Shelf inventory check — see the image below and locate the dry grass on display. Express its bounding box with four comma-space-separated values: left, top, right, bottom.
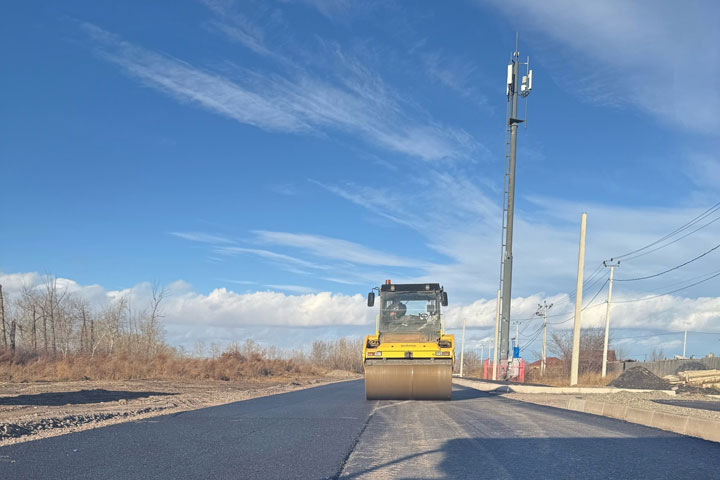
526, 368, 621, 387
0, 349, 325, 383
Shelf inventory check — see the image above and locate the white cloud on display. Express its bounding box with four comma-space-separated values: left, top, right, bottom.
485, 0, 720, 133
2, 272, 719, 356
170, 231, 235, 244
253, 230, 432, 268
686, 154, 720, 189
0, 271, 372, 330
316, 170, 720, 305
264, 284, 315, 294
214, 246, 327, 270
421, 51, 489, 109
294, 0, 353, 19
82, 23, 479, 162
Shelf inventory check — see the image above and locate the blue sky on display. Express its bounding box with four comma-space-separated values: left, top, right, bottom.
2, 1, 719, 359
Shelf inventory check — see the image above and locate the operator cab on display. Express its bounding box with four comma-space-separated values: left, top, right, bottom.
367, 281, 448, 342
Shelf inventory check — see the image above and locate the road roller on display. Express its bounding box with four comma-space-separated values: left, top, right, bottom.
363, 280, 454, 400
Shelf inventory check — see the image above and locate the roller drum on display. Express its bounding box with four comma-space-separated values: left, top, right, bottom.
364, 360, 452, 400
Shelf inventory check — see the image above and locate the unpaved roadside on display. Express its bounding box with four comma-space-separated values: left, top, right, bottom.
0, 371, 361, 446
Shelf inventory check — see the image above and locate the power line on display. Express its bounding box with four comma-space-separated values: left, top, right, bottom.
520, 323, 544, 352
615, 240, 720, 282
622, 212, 720, 262
546, 280, 609, 326
650, 268, 720, 292
613, 331, 682, 340
613, 330, 720, 340
612, 269, 720, 304
512, 262, 607, 324
613, 201, 720, 261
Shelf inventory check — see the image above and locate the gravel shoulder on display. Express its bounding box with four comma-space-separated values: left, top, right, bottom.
0, 370, 360, 446
503, 390, 720, 421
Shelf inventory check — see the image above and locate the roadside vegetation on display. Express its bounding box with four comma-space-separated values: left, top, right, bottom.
0, 277, 363, 382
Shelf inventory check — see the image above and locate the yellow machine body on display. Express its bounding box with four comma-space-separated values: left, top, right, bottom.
363, 282, 455, 400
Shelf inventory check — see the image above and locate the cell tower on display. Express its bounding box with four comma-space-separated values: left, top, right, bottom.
497, 35, 533, 377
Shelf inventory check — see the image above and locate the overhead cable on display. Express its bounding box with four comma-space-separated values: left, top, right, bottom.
612, 270, 720, 304
613, 201, 720, 261
615, 240, 720, 282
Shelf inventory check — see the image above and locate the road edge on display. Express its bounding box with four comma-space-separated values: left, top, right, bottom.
0, 376, 362, 448
454, 379, 720, 444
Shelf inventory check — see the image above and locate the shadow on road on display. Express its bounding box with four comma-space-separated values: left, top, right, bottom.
451, 386, 489, 401
342, 436, 720, 479
0, 389, 177, 406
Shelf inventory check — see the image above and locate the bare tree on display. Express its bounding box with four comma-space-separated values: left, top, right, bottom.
549, 328, 609, 374
0, 284, 6, 350
140, 284, 165, 356
649, 347, 665, 362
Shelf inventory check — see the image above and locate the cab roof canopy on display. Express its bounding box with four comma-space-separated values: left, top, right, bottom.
380, 283, 442, 293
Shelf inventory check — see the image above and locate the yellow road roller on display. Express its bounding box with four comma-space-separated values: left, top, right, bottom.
363, 280, 454, 400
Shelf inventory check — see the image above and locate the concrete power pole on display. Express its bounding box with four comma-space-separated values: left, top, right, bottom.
570, 212, 588, 386
499, 36, 533, 377
536, 301, 553, 377
460, 315, 467, 377
492, 289, 501, 380
602, 260, 619, 378
683, 330, 688, 358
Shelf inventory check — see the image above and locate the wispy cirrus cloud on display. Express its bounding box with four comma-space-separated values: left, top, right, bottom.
253, 230, 433, 269
170, 231, 235, 244
421, 51, 490, 110
82, 22, 479, 162
316, 170, 720, 302
485, 0, 720, 133
214, 246, 328, 270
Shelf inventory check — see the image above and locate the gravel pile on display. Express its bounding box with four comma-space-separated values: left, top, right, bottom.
610, 366, 671, 390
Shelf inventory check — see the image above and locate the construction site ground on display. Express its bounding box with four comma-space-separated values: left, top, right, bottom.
502, 390, 720, 422
0, 371, 361, 446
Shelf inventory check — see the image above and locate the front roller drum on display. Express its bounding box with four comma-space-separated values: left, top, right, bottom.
364, 360, 452, 400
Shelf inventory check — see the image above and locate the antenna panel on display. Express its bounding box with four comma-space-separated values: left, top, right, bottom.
506, 64, 513, 96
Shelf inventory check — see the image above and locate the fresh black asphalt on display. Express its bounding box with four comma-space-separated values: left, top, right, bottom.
0, 380, 718, 479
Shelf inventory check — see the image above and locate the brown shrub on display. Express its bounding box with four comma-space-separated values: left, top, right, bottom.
0, 337, 364, 383
525, 366, 620, 386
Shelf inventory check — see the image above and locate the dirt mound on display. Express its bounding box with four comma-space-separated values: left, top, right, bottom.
610, 366, 671, 390
675, 383, 720, 395
676, 362, 710, 374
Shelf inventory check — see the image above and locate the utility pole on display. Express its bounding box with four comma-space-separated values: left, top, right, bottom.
492, 289, 500, 380
499, 35, 533, 377
536, 301, 553, 377
570, 212, 587, 386
683, 330, 687, 358
460, 315, 467, 377
602, 260, 619, 377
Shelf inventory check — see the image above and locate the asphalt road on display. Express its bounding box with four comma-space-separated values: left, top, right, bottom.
1, 380, 718, 479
